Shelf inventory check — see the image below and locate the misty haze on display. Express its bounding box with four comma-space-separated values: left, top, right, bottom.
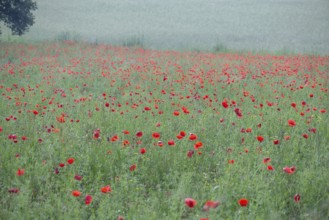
13, 0, 329, 54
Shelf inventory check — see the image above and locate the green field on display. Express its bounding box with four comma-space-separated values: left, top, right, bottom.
0, 41, 328, 219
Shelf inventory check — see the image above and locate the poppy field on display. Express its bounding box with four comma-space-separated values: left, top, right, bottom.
0, 42, 328, 219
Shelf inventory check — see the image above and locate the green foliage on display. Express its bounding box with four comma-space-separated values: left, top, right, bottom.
0, 0, 37, 35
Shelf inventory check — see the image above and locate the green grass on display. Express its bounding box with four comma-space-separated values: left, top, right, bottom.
0, 42, 328, 220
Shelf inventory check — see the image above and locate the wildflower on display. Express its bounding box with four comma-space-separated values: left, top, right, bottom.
72, 190, 81, 197
85, 194, 93, 205
74, 175, 82, 181
189, 133, 198, 141
294, 194, 301, 202
168, 140, 175, 146
173, 111, 180, 116
267, 165, 274, 171
8, 188, 20, 193
288, 119, 296, 127
123, 130, 130, 135
185, 198, 197, 208
203, 200, 220, 211
263, 157, 271, 164
101, 185, 112, 193
257, 135, 264, 142
136, 131, 143, 138
238, 198, 249, 207
187, 150, 194, 158
16, 168, 24, 176
140, 148, 146, 154
234, 108, 243, 118
67, 157, 75, 165
56, 115, 65, 123
273, 139, 280, 145
222, 99, 229, 108
130, 164, 137, 172
283, 166, 296, 174
194, 141, 203, 150
152, 132, 160, 139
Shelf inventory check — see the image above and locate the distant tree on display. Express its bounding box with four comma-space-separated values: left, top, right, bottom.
0, 0, 37, 35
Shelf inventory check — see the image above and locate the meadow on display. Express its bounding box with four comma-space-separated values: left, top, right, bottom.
0, 41, 328, 219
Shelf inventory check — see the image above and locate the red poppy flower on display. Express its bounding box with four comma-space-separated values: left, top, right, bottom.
72, 190, 81, 197
257, 136, 264, 142
173, 111, 180, 116
291, 102, 297, 108
16, 168, 24, 176
130, 164, 137, 172
152, 132, 160, 139
123, 130, 130, 135
187, 150, 194, 158
308, 128, 316, 133
185, 198, 197, 208
182, 106, 190, 114
67, 157, 75, 165
85, 194, 93, 205
56, 115, 65, 123
194, 141, 203, 150
302, 133, 308, 139
74, 175, 82, 180
294, 194, 301, 202
157, 141, 163, 147
140, 148, 146, 154
136, 131, 143, 138
263, 157, 271, 164
117, 216, 124, 220
267, 165, 274, 171
273, 139, 280, 145
101, 185, 112, 193
189, 133, 198, 141
8, 188, 20, 193
222, 99, 229, 108
203, 200, 220, 211
59, 163, 65, 167
238, 198, 249, 207
180, 131, 186, 137
93, 129, 100, 139
283, 166, 296, 174
234, 108, 243, 118
288, 119, 296, 127
168, 140, 175, 146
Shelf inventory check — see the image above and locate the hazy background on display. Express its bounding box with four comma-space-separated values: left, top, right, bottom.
4, 0, 329, 54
